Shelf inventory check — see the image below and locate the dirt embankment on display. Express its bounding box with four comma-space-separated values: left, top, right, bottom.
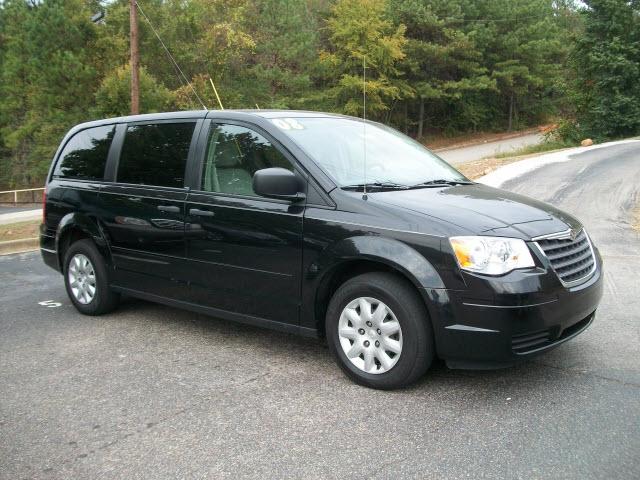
456, 157, 519, 180
0, 220, 40, 242
632, 203, 640, 233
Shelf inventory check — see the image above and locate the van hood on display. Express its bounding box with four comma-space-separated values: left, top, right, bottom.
370, 183, 582, 240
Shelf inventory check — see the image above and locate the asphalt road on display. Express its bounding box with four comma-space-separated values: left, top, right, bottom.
1, 143, 639, 479
438, 132, 544, 165
0, 204, 40, 214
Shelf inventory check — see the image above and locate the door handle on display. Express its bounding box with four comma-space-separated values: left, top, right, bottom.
189, 208, 214, 217
157, 205, 180, 213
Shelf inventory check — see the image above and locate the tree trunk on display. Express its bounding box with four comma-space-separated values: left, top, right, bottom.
418, 97, 425, 139
404, 102, 409, 135
130, 0, 140, 115
507, 94, 514, 131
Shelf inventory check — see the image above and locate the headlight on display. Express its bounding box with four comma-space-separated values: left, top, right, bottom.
449, 236, 535, 275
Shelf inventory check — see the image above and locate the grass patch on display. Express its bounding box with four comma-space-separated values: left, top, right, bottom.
493, 139, 576, 159
0, 219, 40, 242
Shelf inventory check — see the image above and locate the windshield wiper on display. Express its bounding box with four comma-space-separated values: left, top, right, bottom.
409, 179, 474, 189
341, 181, 410, 191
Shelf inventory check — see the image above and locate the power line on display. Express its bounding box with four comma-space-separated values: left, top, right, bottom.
135, 0, 208, 110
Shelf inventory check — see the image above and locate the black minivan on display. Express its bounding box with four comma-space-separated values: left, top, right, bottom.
41, 110, 603, 389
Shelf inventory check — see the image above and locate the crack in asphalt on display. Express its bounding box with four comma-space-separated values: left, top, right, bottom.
65, 372, 272, 465
533, 361, 640, 389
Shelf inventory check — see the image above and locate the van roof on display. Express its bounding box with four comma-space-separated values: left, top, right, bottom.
72, 109, 348, 130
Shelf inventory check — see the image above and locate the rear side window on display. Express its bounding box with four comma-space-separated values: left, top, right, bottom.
53, 125, 115, 180
117, 122, 196, 188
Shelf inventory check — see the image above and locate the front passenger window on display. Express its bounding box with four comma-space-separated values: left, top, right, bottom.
201, 124, 293, 196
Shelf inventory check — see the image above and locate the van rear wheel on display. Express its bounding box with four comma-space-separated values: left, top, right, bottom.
63, 239, 120, 315
326, 272, 434, 389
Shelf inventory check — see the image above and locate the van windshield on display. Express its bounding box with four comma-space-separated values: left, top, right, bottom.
271, 117, 468, 188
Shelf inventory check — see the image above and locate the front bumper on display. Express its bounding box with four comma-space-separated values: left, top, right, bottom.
424, 249, 604, 369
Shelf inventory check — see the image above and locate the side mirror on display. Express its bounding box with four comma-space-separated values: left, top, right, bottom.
253, 168, 305, 201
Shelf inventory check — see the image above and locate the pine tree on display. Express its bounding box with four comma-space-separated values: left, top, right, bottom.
320, 0, 409, 119
572, 0, 640, 139
469, 0, 567, 131
0, 0, 100, 187
244, 0, 320, 109
390, 0, 495, 137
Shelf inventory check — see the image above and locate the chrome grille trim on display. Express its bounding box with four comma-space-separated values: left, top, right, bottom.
531, 229, 573, 241
533, 228, 597, 286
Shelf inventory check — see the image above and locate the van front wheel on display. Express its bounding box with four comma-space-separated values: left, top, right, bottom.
326, 272, 434, 389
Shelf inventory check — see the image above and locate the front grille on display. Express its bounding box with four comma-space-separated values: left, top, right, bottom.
536, 229, 595, 284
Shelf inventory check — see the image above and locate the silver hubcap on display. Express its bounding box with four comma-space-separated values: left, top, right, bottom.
68, 254, 96, 305
338, 297, 403, 374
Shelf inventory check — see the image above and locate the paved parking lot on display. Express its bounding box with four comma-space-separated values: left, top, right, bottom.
1, 143, 639, 479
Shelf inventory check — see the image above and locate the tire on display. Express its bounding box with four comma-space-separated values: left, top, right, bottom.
63, 239, 120, 316
326, 272, 434, 389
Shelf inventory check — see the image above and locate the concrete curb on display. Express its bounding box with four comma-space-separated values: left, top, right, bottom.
0, 237, 39, 255
0, 209, 42, 226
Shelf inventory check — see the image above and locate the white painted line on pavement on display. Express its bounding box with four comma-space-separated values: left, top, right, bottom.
38, 300, 62, 308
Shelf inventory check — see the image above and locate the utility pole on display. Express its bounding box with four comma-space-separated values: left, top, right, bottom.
130, 0, 140, 115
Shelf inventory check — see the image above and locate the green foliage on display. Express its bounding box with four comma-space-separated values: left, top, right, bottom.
0, 0, 620, 189
493, 138, 576, 159
94, 65, 175, 118
0, 0, 101, 187
389, 0, 496, 135
552, 119, 584, 144
570, 0, 640, 140
471, 0, 569, 131
320, 0, 409, 118
242, 0, 320, 109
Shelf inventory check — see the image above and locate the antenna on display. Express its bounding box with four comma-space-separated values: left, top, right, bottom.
362, 55, 368, 201
209, 77, 224, 110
